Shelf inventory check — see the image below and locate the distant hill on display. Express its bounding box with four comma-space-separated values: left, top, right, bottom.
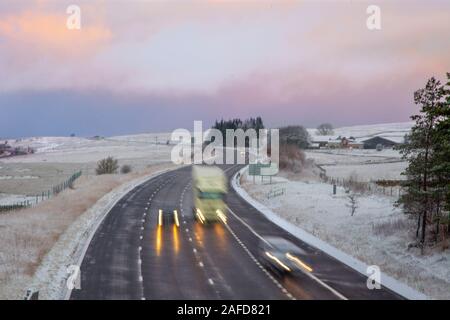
308, 122, 413, 144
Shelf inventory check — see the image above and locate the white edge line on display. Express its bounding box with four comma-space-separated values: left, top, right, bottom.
220, 217, 294, 300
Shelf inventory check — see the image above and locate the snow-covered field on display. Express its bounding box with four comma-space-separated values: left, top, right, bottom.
308, 121, 413, 144
241, 173, 450, 299
304, 122, 412, 182
5, 133, 173, 166
306, 149, 407, 182
0, 133, 175, 197
0, 193, 36, 206
322, 161, 407, 182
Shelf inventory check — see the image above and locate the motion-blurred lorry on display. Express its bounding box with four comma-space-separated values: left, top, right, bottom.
192, 165, 227, 224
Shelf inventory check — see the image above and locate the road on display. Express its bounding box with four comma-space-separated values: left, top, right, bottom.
71, 164, 403, 300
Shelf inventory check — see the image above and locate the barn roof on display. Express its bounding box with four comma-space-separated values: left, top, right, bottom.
361, 136, 400, 144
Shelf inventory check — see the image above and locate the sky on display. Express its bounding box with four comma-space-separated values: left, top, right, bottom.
1, 0, 449, 138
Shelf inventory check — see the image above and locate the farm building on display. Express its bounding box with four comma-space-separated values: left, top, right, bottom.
362, 136, 399, 149
0, 141, 35, 158
310, 136, 336, 148
0, 142, 12, 157
341, 137, 364, 149
311, 136, 364, 149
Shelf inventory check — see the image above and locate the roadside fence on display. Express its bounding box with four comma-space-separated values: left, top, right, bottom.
321, 174, 403, 198
0, 170, 82, 213
266, 186, 286, 199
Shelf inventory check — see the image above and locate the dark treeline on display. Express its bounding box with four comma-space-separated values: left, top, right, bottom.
209, 117, 264, 146
212, 117, 264, 136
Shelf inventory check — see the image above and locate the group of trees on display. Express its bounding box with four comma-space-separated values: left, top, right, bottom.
279, 125, 310, 149
316, 123, 334, 136
397, 73, 450, 251
211, 118, 335, 151
212, 117, 264, 136
278, 123, 333, 148
210, 118, 312, 171
209, 117, 265, 147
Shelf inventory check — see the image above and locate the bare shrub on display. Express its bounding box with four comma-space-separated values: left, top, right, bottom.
279, 144, 306, 173
120, 165, 132, 174
96, 156, 118, 175
347, 193, 359, 216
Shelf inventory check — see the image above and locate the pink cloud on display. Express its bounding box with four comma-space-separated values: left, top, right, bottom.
0, 0, 448, 103
0, 10, 111, 56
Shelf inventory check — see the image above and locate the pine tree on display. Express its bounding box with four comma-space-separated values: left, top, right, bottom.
397, 77, 446, 250
431, 73, 450, 246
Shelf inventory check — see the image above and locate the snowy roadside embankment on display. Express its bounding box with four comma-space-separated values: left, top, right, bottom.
28, 165, 180, 300
233, 167, 449, 299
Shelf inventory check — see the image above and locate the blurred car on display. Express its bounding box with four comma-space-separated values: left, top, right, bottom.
158, 207, 180, 227
258, 236, 312, 277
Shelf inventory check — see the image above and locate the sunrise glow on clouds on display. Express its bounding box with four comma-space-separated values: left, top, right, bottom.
1, 0, 449, 136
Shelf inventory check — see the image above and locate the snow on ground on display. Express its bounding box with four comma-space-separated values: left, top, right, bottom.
307, 148, 403, 163
241, 172, 450, 299
306, 122, 412, 182
0, 175, 39, 180
305, 149, 407, 182
308, 121, 413, 143
4, 133, 173, 165
321, 161, 407, 182
0, 133, 175, 200
0, 193, 36, 206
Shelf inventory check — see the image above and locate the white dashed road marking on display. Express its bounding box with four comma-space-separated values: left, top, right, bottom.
221, 210, 295, 300
226, 200, 347, 300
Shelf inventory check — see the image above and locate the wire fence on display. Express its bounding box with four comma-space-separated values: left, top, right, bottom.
320, 173, 403, 198
266, 187, 286, 199
0, 170, 82, 213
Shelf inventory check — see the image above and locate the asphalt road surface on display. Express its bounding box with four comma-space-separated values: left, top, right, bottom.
71, 165, 403, 300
